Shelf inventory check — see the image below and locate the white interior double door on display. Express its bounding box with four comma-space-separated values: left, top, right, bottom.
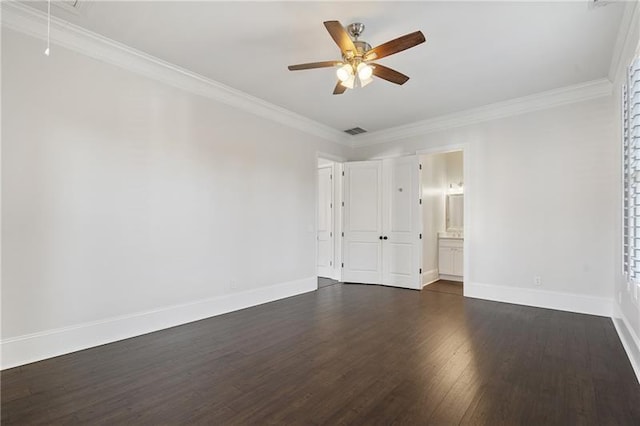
342, 156, 422, 290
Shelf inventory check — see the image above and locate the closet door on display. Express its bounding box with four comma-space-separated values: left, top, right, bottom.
317, 165, 334, 278
382, 156, 422, 289
342, 161, 383, 284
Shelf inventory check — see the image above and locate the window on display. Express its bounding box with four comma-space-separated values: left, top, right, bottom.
623, 57, 640, 298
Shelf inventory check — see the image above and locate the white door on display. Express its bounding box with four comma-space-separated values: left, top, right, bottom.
317, 166, 334, 278
382, 156, 422, 289
342, 161, 383, 284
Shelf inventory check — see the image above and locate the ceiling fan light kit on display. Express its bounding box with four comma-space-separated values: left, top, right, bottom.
288, 21, 426, 95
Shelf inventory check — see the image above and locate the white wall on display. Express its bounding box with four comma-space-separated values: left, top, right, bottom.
444, 151, 464, 190
1, 29, 348, 367
355, 95, 617, 315
612, 3, 640, 381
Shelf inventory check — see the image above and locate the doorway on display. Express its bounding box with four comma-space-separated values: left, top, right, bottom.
317, 157, 342, 287
419, 150, 464, 295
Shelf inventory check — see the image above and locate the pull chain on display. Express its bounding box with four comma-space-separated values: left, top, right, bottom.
44, 0, 51, 56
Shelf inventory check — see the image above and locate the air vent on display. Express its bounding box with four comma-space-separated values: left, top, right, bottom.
344, 127, 367, 135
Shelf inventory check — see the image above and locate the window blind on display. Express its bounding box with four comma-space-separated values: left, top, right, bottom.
624, 58, 640, 284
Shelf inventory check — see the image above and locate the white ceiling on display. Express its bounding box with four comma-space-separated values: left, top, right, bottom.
28, 1, 626, 133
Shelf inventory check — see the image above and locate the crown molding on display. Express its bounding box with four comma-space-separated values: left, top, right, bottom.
1, 1, 619, 150
351, 78, 613, 148
608, 0, 640, 82
1, 1, 351, 146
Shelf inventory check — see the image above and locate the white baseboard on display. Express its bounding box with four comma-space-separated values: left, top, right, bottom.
422, 269, 439, 288
439, 274, 463, 282
612, 303, 640, 384
465, 282, 613, 317
1, 276, 316, 370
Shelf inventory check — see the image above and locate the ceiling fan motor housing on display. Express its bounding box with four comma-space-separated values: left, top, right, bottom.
347, 23, 365, 39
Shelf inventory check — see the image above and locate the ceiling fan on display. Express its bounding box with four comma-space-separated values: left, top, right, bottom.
288, 21, 426, 95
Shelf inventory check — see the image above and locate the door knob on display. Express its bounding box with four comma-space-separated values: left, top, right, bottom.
383, 236, 388, 240
379, 236, 383, 240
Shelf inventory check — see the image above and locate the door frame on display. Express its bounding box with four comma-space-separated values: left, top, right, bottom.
316, 152, 346, 284
416, 143, 470, 297
317, 164, 334, 279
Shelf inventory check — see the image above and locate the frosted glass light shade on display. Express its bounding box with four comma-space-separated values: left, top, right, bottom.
361, 76, 373, 87
336, 64, 353, 82
341, 75, 355, 89
357, 63, 373, 80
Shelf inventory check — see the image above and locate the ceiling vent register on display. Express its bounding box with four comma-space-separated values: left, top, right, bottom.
344, 127, 368, 135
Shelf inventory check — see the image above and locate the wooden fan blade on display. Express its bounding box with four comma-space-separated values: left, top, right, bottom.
324, 21, 357, 54
372, 63, 410, 85
333, 81, 347, 95
288, 61, 340, 71
365, 31, 426, 61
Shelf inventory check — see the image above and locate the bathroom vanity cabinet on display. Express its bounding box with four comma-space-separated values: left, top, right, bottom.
438, 237, 463, 281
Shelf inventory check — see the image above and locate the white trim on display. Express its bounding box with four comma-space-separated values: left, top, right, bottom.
0, 276, 316, 370
439, 274, 463, 283
417, 145, 471, 299
351, 79, 613, 147
1, 2, 620, 151
333, 162, 344, 282
608, 0, 640, 82
421, 269, 440, 288
1, 1, 350, 146
465, 281, 613, 317
612, 303, 640, 384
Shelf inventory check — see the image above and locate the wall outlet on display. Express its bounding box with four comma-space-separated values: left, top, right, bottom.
534, 276, 542, 287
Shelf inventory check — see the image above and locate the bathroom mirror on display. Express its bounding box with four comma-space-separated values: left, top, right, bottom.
446, 194, 464, 231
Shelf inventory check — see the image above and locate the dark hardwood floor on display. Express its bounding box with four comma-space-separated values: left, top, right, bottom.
424, 279, 464, 296
3, 283, 640, 425
318, 277, 339, 288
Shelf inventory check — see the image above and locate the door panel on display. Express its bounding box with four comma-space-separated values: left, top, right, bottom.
317, 166, 333, 278
382, 156, 421, 289
349, 167, 380, 232
387, 243, 412, 274
347, 242, 381, 271
342, 161, 382, 284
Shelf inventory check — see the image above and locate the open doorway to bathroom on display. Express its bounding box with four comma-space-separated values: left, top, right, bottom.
317, 157, 342, 289
420, 150, 464, 295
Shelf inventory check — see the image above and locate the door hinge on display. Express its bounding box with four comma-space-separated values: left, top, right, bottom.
330, 174, 332, 179
341, 263, 344, 268
330, 232, 332, 237
342, 171, 345, 176
330, 261, 332, 266
419, 199, 422, 205
330, 203, 332, 208
419, 268, 422, 274
342, 201, 344, 207
341, 232, 344, 237
419, 233, 422, 239
419, 164, 422, 170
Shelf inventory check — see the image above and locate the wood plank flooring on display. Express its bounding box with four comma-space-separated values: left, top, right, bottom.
3, 283, 640, 425
318, 277, 339, 288
424, 279, 464, 296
